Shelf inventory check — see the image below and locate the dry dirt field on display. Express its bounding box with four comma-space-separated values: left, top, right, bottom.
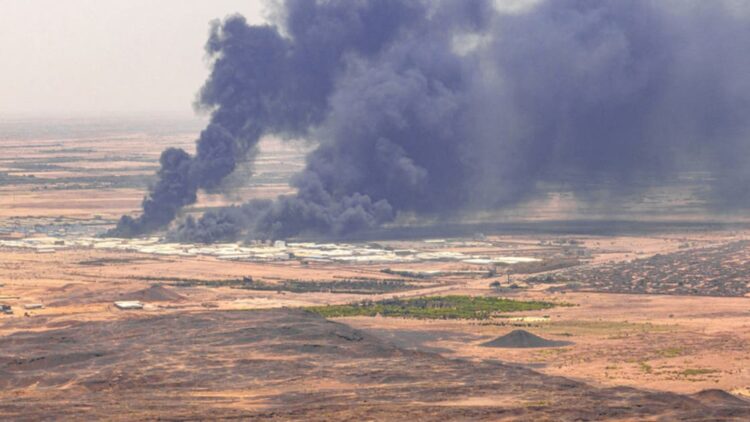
2, 118, 750, 420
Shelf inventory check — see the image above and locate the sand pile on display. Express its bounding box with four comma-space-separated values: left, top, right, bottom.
120, 285, 185, 302
481, 330, 572, 348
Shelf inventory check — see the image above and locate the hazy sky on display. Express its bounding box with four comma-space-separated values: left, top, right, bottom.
0, 0, 267, 117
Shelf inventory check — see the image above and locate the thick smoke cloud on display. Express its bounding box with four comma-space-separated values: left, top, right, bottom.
109, 0, 426, 237
115, 0, 750, 242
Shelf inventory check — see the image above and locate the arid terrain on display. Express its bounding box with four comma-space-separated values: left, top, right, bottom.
2, 118, 750, 420
4, 308, 750, 421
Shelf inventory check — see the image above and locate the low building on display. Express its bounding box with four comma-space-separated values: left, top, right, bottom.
114, 301, 144, 310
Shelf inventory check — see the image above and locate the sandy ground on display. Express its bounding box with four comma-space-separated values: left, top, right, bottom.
4, 308, 746, 421
1, 240, 749, 399
339, 290, 750, 396
1, 122, 750, 417
0, 129, 303, 219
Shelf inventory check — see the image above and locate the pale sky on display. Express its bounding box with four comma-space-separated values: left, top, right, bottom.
0, 0, 267, 117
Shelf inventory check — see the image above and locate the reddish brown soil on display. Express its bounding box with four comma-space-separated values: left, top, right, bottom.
0, 308, 748, 421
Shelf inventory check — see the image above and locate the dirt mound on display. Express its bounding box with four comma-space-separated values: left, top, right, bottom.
119, 285, 185, 302
481, 329, 573, 348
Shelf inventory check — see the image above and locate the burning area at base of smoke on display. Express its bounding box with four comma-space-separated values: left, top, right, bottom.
113, 0, 750, 242
169, 185, 394, 243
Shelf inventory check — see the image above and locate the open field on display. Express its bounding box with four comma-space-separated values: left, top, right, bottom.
0, 117, 303, 220
339, 291, 750, 396
2, 118, 750, 419
3, 307, 750, 421
2, 234, 750, 417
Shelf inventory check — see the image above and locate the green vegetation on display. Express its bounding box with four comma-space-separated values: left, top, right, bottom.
306, 295, 561, 320
638, 361, 653, 374
679, 368, 718, 377
656, 347, 684, 358
80, 257, 158, 266
131, 276, 419, 294
605, 365, 619, 370
131, 276, 248, 288
240, 277, 417, 294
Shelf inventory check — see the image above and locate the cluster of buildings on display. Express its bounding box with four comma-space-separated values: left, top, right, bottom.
542, 241, 750, 297
0, 232, 541, 267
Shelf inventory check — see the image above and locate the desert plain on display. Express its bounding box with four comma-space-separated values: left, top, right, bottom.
1, 118, 750, 420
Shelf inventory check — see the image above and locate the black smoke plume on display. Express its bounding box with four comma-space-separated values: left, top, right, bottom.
109, 0, 426, 237
113, 0, 750, 242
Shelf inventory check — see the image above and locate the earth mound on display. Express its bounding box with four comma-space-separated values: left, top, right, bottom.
481, 329, 572, 348
119, 285, 185, 302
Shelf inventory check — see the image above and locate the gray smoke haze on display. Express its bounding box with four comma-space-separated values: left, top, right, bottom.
112, 0, 750, 242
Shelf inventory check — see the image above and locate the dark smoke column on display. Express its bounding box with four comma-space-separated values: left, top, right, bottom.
115, 0, 750, 242
112, 123, 240, 237
109, 0, 424, 237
